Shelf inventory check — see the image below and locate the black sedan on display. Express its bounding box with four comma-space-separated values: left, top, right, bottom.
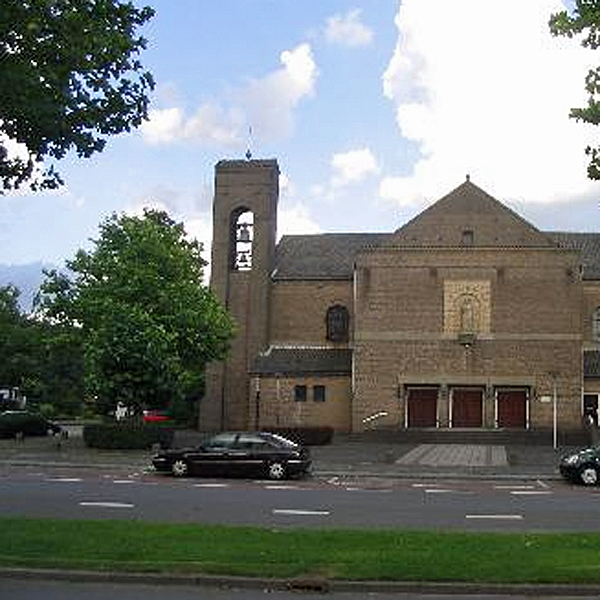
152, 431, 311, 480
560, 445, 600, 485
0, 410, 63, 438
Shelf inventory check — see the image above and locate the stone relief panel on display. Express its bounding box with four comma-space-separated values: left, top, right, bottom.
444, 280, 491, 336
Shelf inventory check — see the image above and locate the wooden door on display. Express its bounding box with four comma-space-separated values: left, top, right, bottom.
452, 388, 483, 428
407, 388, 438, 427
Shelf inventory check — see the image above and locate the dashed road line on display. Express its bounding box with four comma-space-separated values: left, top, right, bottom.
272, 509, 330, 516
265, 484, 301, 490
193, 483, 230, 488
46, 478, 82, 483
510, 490, 553, 496
466, 514, 523, 520
79, 501, 134, 508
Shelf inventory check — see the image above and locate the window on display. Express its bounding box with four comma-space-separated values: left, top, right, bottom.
294, 385, 307, 402
462, 229, 474, 246
313, 385, 326, 402
326, 305, 349, 342
593, 308, 600, 343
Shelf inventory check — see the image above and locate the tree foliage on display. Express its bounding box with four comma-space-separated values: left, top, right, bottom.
550, 1, 600, 179
0, 0, 155, 192
37, 210, 234, 417
0, 285, 83, 412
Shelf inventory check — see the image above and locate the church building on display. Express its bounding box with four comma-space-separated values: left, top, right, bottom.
201, 158, 600, 437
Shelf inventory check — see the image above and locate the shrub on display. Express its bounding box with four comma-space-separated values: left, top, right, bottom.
83, 422, 174, 450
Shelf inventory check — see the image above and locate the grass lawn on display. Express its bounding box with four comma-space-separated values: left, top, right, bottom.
2, 517, 600, 584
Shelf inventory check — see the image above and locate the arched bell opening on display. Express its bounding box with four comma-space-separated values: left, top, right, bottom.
229, 208, 254, 271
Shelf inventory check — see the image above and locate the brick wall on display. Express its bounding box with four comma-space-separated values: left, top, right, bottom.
251, 375, 352, 432
270, 280, 353, 344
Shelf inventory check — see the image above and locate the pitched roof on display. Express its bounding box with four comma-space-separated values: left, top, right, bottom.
272, 181, 600, 281
549, 233, 600, 280
250, 347, 352, 376
392, 179, 556, 248
273, 233, 390, 280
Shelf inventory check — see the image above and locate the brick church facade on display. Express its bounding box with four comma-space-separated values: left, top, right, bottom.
201, 158, 600, 436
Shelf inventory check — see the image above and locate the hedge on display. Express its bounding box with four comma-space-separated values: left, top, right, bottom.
83, 423, 174, 450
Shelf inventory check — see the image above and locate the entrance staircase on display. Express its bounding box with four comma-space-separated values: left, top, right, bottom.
348, 427, 589, 446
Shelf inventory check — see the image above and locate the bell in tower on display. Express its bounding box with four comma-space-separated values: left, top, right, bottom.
233, 212, 254, 271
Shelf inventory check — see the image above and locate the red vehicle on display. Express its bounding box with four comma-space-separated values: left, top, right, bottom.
142, 409, 172, 423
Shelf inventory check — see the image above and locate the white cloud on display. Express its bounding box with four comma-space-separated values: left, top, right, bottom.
140, 108, 184, 145
325, 9, 374, 47
277, 203, 323, 239
381, 0, 600, 207
331, 148, 379, 187
242, 43, 318, 140
141, 44, 318, 147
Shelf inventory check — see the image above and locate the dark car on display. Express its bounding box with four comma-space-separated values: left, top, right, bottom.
152, 431, 311, 480
560, 445, 600, 485
0, 410, 63, 438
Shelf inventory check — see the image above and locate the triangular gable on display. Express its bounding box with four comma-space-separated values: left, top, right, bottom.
392, 178, 557, 248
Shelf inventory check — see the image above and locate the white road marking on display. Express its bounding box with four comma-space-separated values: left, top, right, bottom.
193, 483, 230, 488
46, 478, 82, 483
272, 509, 330, 516
113, 480, 136, 484
412, 483, 444, 488
494, 484, 536, 490
537, 479, 550, 489
344, 487, 393, 492
79, 502, 134, 508
510, 490, 553, 496
265, 485, 300, 490
466, 514, 523, 520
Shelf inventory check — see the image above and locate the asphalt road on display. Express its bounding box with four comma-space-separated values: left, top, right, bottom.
0, 464, 598, 531
3, 578, 600, 600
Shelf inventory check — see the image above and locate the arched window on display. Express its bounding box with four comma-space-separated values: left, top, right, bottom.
230, 209, 254, 271
326, 305, 349, 343
593, 307, 600, 343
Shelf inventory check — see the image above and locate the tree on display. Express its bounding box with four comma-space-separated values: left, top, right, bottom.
37, 210, 235, 418
550, 1, 600, 179
0, 285, 32, 388
0, 284, 84, 413
0, 0, 155, 193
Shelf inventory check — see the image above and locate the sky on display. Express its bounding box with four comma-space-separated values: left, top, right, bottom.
2, 0, 599, 273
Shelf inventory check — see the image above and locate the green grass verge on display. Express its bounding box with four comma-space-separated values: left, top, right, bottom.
2, 517, 600, 583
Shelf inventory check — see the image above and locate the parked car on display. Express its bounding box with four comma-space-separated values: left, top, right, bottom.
142, 409, 172, 423
559, 445, 600, 485
0, 410, 63, 438
152, 431, 312, 480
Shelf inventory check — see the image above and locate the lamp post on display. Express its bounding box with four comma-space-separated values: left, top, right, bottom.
549, 371, 558, 449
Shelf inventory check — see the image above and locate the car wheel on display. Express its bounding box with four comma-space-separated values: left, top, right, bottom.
267, 462, 286, 480
579, 465, 599, 486
171, 459, 189, 477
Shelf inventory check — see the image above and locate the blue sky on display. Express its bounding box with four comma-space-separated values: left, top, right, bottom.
1, 0, 599, 271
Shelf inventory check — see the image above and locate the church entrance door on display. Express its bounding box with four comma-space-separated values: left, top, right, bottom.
407, 387, 438, 428
451, 388, 483, 428
496, 389, 528, 428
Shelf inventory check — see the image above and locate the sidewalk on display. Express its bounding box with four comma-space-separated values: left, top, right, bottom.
0, 429, 574, 480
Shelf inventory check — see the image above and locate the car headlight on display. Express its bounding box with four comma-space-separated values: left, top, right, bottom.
564, 455, 580, 465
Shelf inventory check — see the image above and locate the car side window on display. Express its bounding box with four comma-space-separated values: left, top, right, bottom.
206, 433, 236, 449
236, 434, 269, 450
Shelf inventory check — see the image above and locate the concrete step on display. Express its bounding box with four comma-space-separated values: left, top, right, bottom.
345, 428, 592, 446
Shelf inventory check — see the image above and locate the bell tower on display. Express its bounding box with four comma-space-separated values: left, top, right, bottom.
201, 159, 279, 430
